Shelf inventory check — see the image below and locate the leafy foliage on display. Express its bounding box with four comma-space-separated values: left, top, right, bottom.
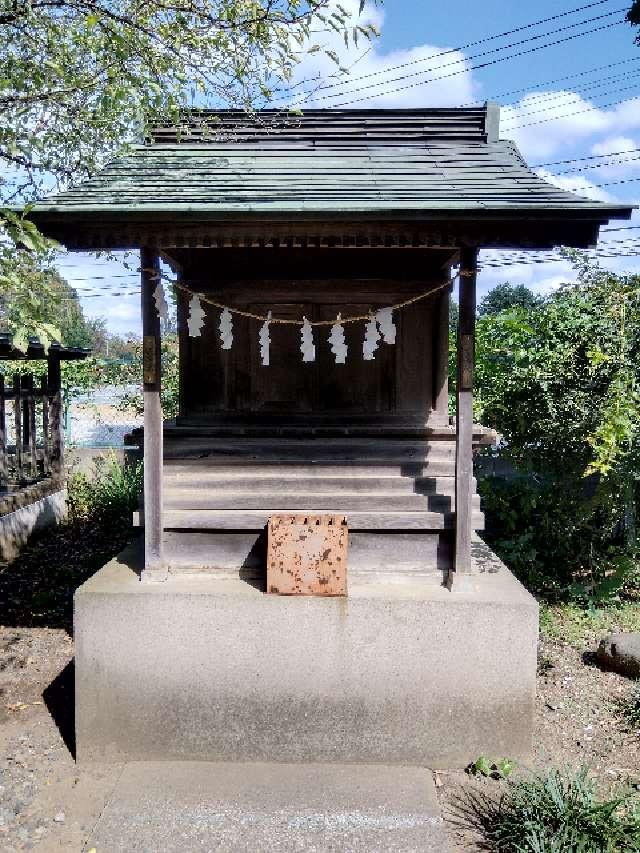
469, 755, 515, 780
478, 767, 640, 853
477, 282, 543, 317
474, 258, 640, 596
1, 0, 379, 348
629, 1, 640, 39
67, 452, 142, 522
0, 255, 104, 351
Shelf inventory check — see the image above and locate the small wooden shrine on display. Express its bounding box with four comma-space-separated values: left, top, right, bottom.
30, 105, 631, 584
28, 105, 634, 767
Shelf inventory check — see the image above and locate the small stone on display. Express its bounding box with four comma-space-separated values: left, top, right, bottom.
53, 812, 65, 823
597, 633, 640, 679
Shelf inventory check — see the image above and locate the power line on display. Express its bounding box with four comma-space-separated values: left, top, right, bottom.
501, 81, 640, 124
535, 148, 640, 167
479, 55, 640, 103
273, 1, 625, 104
509, 91, 640, 128
321, 19, 627, 109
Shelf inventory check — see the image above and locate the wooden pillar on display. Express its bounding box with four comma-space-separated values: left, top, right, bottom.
40, 375, 50, 476
433, 286, 451, 424
13, 374, 23, 483
47, 351, 63, 482
23, 374, 38, 478
453, 247, 478, 580
0, 375, 7, 485
141, 247, 165, 579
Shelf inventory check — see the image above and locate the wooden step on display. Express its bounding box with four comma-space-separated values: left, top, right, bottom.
135, 509, 485, 531
163, 438, 456, 464
161, 490, 481, 513
162, 474, 472, 494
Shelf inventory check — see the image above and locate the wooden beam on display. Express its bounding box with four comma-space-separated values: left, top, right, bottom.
141, 247, 165, 579
0, 375, 7, 485
453, 247, 478, 582
47, 352, 63, 483
13, 374, 23, 483
24, 374, 38, 478
40, 375, 50, 476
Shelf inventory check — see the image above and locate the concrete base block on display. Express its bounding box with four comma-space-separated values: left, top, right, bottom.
75, 542, 538, 769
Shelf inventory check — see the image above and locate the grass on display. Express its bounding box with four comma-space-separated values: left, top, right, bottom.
541, 602, 640, 649
0, 455, 141, 631
468, 767, 640, 853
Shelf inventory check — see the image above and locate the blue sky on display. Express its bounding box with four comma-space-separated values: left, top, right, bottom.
59, 0, 640, 335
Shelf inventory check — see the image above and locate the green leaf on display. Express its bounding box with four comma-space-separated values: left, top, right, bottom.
12, 327, 29, 354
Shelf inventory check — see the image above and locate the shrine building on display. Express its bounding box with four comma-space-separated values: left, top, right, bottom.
29, 106, 633, 766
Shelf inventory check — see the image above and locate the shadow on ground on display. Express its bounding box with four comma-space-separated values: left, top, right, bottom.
0, 517, 134, 633
43, 659, 76, 759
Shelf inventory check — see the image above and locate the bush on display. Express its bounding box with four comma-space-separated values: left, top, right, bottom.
478, 767, 640, 852
67, 453, 142, 525
479, 475, 640, 603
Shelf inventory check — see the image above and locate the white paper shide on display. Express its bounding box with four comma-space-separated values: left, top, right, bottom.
219, 307, 233, 350
259, 311, 272, 366
329, 314, 348, 364
300, 316, 315, 362
187, 294, 205, 337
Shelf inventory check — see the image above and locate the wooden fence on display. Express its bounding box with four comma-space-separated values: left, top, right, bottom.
0, 371, 64, 489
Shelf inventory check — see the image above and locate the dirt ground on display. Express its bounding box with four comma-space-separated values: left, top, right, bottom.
438, 632, 640, 850
1, 525, 640, 850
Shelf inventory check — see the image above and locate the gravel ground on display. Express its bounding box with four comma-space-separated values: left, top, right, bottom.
1, 524, 639, 850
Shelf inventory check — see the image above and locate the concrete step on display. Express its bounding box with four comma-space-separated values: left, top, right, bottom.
162, 490, 482, 513
137, 508, 485, 531
86, 761, 449, 853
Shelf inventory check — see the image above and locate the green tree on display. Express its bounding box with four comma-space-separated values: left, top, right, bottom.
475, 256, 640, 596
478, 282, 543, 317
0, 261, 105, 350
629, 1, 640, 40
0, 0, 379, 348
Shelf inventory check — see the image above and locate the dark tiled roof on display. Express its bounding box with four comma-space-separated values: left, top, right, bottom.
31, 106, 632, 219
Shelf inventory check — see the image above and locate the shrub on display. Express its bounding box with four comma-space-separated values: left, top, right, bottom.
479, 475, 640, 602
67, 453, 142, 525
478, 767, 640, 852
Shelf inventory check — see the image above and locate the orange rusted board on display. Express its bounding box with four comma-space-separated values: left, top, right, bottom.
267, 514, 348, 596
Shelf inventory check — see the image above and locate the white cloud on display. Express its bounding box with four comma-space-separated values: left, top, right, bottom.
288, 0, 476, 109
534, 169, 612, 203
500, 93, 640, 162
588, 136, 640, 179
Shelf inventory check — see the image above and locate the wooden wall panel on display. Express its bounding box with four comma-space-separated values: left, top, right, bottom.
178, 268, 445, 425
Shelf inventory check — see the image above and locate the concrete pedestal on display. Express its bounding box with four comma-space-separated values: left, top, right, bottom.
74, 542, 538, 769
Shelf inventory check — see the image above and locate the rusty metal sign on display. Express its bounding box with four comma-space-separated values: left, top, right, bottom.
143, 336, 157, 385
267, 514, 348, 596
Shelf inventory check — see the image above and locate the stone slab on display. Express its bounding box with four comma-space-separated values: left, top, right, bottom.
86, 761, 449, 853
75, 540, 538, 768
0, 488, 66, 561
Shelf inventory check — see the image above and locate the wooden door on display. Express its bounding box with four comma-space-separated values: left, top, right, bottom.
249, 303, 313, 412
